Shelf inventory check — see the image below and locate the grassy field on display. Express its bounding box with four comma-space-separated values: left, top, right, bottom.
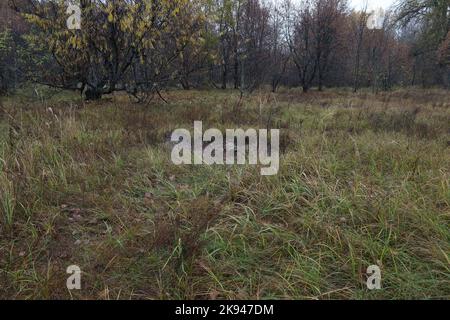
0, 88, 449, 299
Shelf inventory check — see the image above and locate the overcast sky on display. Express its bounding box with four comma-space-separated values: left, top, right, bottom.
350, 0, 396, 10
275, 0, 397, 10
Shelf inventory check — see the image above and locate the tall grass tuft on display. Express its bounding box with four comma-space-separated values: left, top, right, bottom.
0, 174, 15, 231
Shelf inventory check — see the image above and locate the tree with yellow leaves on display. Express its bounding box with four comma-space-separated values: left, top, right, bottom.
11, 0, 207, 100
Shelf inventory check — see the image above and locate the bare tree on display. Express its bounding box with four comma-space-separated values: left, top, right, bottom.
267, 4, 290, 92
350, 7, 369, 92
284, 0, 317, 92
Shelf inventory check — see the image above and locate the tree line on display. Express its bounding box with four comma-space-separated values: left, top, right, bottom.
0, 0, 449, 100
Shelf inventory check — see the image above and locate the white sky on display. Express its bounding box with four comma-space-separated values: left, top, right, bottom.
350, 0, 396, 10
274, 0, 397, 10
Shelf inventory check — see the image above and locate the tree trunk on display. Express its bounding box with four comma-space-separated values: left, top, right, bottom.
221, 63, 227, 90
441, 65, 450, 88
180, 77, 191, 90
234, 54, 239, 89
318, 74, 323, 91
